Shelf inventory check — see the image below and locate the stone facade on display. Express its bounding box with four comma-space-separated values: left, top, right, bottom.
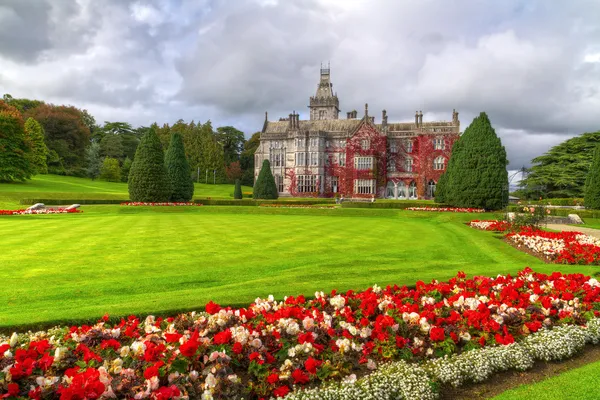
254, 66, 461, 199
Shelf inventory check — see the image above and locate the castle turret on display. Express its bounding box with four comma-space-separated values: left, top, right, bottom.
308, 63, 340, 120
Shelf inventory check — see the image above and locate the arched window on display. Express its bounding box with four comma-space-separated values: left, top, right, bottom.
433, 156, 445, 170
428, 180, 436, 197
386, 181, 395, 199
408, 181, 417, 199
405, 157, 413, 172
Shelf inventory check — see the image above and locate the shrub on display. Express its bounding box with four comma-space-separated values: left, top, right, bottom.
164, 132, 194, 202
444, 112, 508, 210
253, 159, 278, 200
234, 179, 243, 199
99, 157, 121, 182
128, 128, 171, 202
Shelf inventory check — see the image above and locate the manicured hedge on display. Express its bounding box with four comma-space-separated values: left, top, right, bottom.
20, 199, 128, 205
341, 200, 446, 209
525, 198, 584, 206
507, 205, 600, 219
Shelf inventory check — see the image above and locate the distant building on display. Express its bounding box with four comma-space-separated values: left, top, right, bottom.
255, 65, 461, 199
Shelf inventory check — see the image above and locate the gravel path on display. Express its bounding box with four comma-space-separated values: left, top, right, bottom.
546, 224, 600, 238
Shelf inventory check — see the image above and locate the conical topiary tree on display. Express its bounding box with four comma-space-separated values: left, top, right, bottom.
234, 179, 243, 199
128, 128, 171, 202
584, 145, 600, 209
443, 112, 508, 210
253, 159, 278, 199
165, 132, 194, 202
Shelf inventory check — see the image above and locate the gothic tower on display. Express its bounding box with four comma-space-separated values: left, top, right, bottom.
308, 63, 340, 120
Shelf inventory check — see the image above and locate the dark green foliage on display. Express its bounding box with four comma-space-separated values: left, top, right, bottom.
164, 132, 194, 202
24, 117, 48, 174
100, 134, 124, 159
85, 142, 102, 180
216, 126, 245, 165
434, 173, 447, 204
585, 145, 600, 209
128, 128, 171, 202
253, 160, 278, 199
121, 157, 132, 183
520, 131, 600, 199
443, 112, 508, 210
0, 100, 34, 182
234, 179, 243, 199
240, 132, 260, 186
99, 157, 121, 182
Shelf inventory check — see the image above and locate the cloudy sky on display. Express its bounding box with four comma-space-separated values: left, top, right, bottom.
1, 0, 599, 176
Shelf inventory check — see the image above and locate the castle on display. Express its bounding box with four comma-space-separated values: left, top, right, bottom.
254, 65, 461, 199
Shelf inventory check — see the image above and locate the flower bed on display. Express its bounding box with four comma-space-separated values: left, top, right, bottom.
258, 204, 337, 209
507, 228, 600, 264
0, 208, 81, 215
120, 202, 203, 207
407, 207, 485, 213
468, 220, 512, 232
1, 269, 600, 399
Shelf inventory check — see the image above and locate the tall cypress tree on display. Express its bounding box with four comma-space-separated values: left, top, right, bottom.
0, 101, 33, 182
253, 159, 278, 199
234, 179, 243, 199
584, 145, 600, 209
434, 172, 447, 204
444, 112, 508, 210
165, 132, 194, 202
128, 128, 171, 202
24, 117, 48, 174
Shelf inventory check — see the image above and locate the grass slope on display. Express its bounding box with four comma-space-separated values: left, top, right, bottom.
0, 174, 252, 208
491, 360, 600, 400
1, 207, 595, 330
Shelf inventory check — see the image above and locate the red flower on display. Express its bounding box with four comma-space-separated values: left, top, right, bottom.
267, 373, 279, 384
213, 329, 232, 345
429, 327, 445, 342
179, 339, 199, 357
232, 342, 243, 354
100, 339, 121, 351
4, 383, 19, 398
144, 363, 161, 380
273, 385, 290, 398
395, 336, 408, 348
292, 368, 310, 384
297, 332, 314, 344
304, 357, 322, 374
205, 301, 221, 314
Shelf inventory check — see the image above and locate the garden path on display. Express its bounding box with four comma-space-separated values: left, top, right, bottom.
547, 224, 600, 238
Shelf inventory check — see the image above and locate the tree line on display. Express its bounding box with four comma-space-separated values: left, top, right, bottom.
0, 94, 260, 186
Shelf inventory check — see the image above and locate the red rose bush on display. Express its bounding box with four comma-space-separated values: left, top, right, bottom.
468, 220, 512, 232
1, 269, 600, 399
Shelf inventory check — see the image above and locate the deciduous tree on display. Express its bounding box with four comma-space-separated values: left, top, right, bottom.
24, 117, 48, 174
0, 100, 33, 182
99, 157, 121, 182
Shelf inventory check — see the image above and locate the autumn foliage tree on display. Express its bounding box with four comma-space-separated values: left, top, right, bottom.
164, 132, 194, 202
128, 128, 171, 202
226, 161, 242, 183
0, 100, 34, 182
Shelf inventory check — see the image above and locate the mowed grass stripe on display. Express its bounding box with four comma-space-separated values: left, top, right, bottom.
0, 207, 594, 330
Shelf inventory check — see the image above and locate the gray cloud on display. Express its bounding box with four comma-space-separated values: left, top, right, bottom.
0, 0, 599, 168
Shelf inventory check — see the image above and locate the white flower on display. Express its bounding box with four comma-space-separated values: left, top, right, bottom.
367, 359, 377, 370
119, 346, 130, 358
330, 295, 346, 310
9, 333, 18, 347
130, 341, 145, 356
201, 390, 214, 400
189, 370, 199, 381
205, 373, 217, 388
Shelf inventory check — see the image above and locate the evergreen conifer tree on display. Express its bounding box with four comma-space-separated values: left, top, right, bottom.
128, 128, 171, 202
584, 145, 600, 209
0, 101, 33, 182
164, 132, 194, 201
24, 117, 48, 174
443, 112, 508, 210
85, 141, 102, 180
253, 160, 278, 199
234, 179, 243, 199
434, 173, 447, 204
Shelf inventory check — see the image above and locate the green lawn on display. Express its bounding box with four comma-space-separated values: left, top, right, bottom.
0, 174, 252, 208
491, 360, 600, 400
1, 205, 597, 330
581, 218, 600, 230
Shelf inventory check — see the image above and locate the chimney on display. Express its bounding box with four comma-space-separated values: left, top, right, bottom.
289, 113, 293, 129
382, 109, 388, 128
415, 111, 419, 126
347, 111, 352, 119
352, 110, 357, 118
418, 111, 423, 125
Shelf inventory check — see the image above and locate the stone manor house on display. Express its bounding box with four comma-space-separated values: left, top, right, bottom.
254, 66, 461, 199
